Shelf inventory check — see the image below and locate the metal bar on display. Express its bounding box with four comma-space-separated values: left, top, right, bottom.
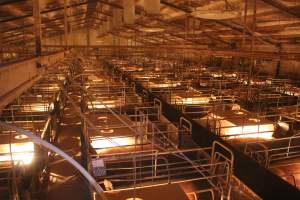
33, 0, 42, 66
64, 0, 69, 48
0, 31, 2, 63
119, 65, 300, 199
261, 0, 300, 19
0, 121, 105, 195
0, 0, 24, 6
242, 0, 248, 47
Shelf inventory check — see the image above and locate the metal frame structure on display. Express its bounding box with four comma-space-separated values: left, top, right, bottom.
0, 65, 67, 199
102, 56, 300, 199
53, 57, 244, 200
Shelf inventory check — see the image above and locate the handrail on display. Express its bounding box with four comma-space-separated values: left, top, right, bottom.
154, 98, 162, 120
179, 117, 192, 135
243, 135, 300, 166
212, 141, 234, 184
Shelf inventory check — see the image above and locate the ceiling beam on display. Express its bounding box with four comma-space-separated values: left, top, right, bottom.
0, 1, 88, 24
215, 20, 278, 46
261, 0, 300, 19
33, 0, 42, 62
160, 1, 278, 46
42, 44, 300, 60
161, 0, 191, 13
0, 13, 31, 23
99, 0, 122, 9
156, 18, 232, 46
86, 0, 98, 23
0, 0, 24, 6
42, 1, 87, 14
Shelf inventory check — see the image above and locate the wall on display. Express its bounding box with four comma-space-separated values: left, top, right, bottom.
280, 60, 300, 79
257, 59, 300, 79
41, 51, 66, 67
45, 29, 94, 46
45, 29, 133, 47
0, 58, 38, 98
0, 51, 66, 111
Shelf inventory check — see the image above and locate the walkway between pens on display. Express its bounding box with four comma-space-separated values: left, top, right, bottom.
46, 89, 90, 200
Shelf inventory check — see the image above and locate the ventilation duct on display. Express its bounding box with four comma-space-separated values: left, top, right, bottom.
112, 8, 123, 29
98, 20, 110, 37
97, 25, 104, 37
123, 0, 135, 24
143, 0, 160, 15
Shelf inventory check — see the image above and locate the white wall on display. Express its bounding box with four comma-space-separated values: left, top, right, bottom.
44, 28, 135, 46
0, 58, 38, 97
0, 51, 66, 111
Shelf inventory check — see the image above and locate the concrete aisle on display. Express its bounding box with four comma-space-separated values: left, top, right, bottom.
46, 90, 90, 200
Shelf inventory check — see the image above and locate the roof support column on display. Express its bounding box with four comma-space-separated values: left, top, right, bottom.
33, 0, 42, 67
240, 0, 248, 73
123, 0, 135, 24
112, 6, 123, 31
0, 32, 2, 64
242, 0, 248, 47
64, 0, 69, 49
275, 45, 282, 78
87, 26, 90, 46
247, 0, 257, 102
250, 0, 257, 75
69, 2, 73, 46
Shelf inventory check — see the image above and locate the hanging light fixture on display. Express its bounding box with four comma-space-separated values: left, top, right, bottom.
139, 27, 165, 33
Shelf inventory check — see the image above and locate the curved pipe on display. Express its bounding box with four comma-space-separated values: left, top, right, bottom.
0, 121, 104, 195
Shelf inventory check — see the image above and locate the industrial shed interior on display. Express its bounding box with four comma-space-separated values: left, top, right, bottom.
1, 0, 300, 200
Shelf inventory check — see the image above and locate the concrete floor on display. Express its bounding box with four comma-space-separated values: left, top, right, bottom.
46, 91, 90, 200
